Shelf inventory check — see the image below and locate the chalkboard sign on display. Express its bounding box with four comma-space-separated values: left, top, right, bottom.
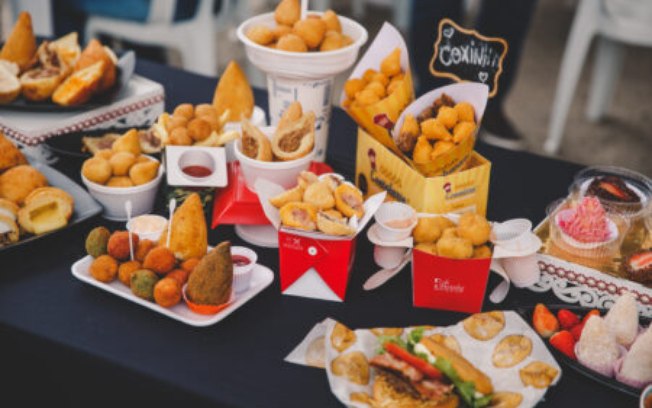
430, 18, 508, 98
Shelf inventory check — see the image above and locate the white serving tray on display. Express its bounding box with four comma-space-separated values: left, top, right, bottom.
71, 255, 274, 327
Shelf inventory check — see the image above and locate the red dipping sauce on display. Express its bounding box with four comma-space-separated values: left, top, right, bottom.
232, 255, 251, 267
182, 165, 212, 178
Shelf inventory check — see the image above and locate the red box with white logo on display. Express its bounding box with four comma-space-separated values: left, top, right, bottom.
411, 248, 492, 313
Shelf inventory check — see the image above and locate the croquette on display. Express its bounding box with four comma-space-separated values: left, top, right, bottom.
154, 277, 182, 308
135, 239, 156, 262
85, 226, 111, 258
143, 246, 176, 275
166, 268, 190, 286
130, 269, 159, 300
90, 255, 118, 283
107, 230, 139, 261
180, 257, 200, 273
118, 260, 142, 286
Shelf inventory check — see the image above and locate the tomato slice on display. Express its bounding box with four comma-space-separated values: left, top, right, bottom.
384, 343, 443, 380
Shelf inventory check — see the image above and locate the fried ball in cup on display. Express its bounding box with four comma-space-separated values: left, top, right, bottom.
173, 103, 194, 120
106, 176, 134, 188
118, 260, 142, 286
453, 121, 477, 144
380, 48, 401, 77
169, 127, 192, 146
90, 254, 118, 283
273, 24, 293, 40
135, 239, 156, 262
246, 25, 275, 46
167, 115, 189, 132
436, 106, 459, 129
415, 242, 438, 256
436, 236, 473, 259
109, 151, 136, 177
82, 157, 112, 185
143, 246, 176, 275
187, 118, 212, 142
320, 30, 345, 51
275, 0, 300, 26
129, 160, 159, 186
473, 245, 492, 259
94, 149, 113, 160
108, 231, 139, 261
322, 10, 341, 33
293, 18, 326, 49
413, 217, 442, 243
276, 33, 308, 52
457, 212, 491, 246
194, 103, 216, 118
154, 277, 182, 308
454, 102, 475, 122
344, 78, 366, 100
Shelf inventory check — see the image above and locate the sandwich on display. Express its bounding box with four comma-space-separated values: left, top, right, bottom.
370, 328, 493, 407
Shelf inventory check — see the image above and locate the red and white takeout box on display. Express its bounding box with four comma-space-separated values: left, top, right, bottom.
256, 177, 386, 302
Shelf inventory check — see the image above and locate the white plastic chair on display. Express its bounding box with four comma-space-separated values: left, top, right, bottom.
544, 0, 652, 154
85, 0, 231, 76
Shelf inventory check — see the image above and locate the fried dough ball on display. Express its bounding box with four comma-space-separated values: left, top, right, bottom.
154, 277, 182, 308
180, 257, 200, 273
246, 25, 275, 46
413, 217, 442, 243
275, 0, 300, 26
94, 149, 113, 160
187, 118, 212, 142
293, 18, 326, 49
322, 10, 341, 33
269, 185, 304, 208
473, 245, 492, 259
431, 141, 455, 159
277, 101, 303, 130
436, 236, 473, 259
298, 171, 319, 188
109, 151, 136, 176
421, 119, 452, 141
129, 160, 159, 186
198, 114, 220, 132
143, 246, 176, 275
173, 103, 194, 120
82, 157, 112, 185
441, 227, 458, 240
167, 268, 190, 286
415, 242, 438, 256
362, 69, 378, 83
334, 184, 364, 219
320, 30, 345, 51
344, 78, 366, 99
169, 127, 192, 146
90, 254, 118, 283
380, 48, 401, 77
457, 212, 491, 246
453, 121, 476, 144
354, 89, 380, 106
436, 106, 458, 129
118, 260, 141, 286
276, 33, 308, 52
167, 115, 189, 132
303, 181, 335, 210
364, 81, 386, 99
106, 176, 134, 188
387, 74, 404, 95
454, 102, 475, 123
107, 231, 139, 261
342, 34, 354, 46
412, 136, 432, 164
272, 24, 293, 40
433, 216, 456, 232
280, 202, 317, 231
370, 72, 389, 87
135, 239, 156, 262
194, 103, 216, 118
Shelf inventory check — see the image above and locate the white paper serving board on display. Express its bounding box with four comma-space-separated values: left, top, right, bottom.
71, 255, 274, 327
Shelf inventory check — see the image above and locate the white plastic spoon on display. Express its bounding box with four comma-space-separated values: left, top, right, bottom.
125, 200, 134, 261
166, 198, 176, 248
363, 248, 412, 291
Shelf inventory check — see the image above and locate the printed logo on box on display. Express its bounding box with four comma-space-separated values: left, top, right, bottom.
433, 278, 465, 294
366, 148, 407, 202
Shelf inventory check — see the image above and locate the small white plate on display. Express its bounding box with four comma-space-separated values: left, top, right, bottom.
366, 223, 412, 248
71, 255, 273, 327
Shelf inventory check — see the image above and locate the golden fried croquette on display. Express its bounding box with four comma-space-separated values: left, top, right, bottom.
421, 119, 452, 141
107, 230, 139, 261
118, 260, 141, 286
0, 133, 27, 173
434, 217, 456, 232
436, 236, 473, 259
415, 242, 439, 256
269, 185, 304, 208
322, 10, 341, 33
387, 75, 404, 95
430, 141, 455, 158
143, 246, 176, 275
276, 33, 308, 52
303, 181, 335, 210
473, 245, 492, 259
198, 114, 221, 132
167, 115, 189, 132
436, 106, 459, 129
380, 48, 401, 77
293, 18, 326, 49
453, 121, 476, 144
167, 268, 190, 286
154, 277, 182, 308
454, 102, 475, 123
108, 151, 136, 176
173, 103, 194, 120
181, 257, 200, 274
371, 72, 389, 87
0, 165, 48, 204
364, 81, 386, 99
457, 212, 492, 246
344, 78, 366, 100
90, 254, 118, 283
412, 136, 432, 164
397, 114, 419, 153
272, 24, 293, 40
247, 25, 275, 45
362, 69, 378, 83
334, 184, 364, 219
169, 127, 192, 146
354, 89, 380, 106
187, 118, 212, 142
106, 176, 134, 188
112, 129, 141, 156
320, 30, 345, 51
275, 0, 300, 26
194, 103, 216, 118
412, 217, 442, 243
135, 239, 156, 262
279, 202, 317, 231
94, 149, 113, 160
298, 171, 319, 188
277, 101, 303, 130
129, 160, 159, 186
82, 157, 112, 185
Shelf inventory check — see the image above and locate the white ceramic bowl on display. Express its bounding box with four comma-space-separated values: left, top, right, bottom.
237, 12, 368, 80
374, 202, 417, 242
81, 156, 164, 221
234, 126, 314, 191
231, 246, 258, 293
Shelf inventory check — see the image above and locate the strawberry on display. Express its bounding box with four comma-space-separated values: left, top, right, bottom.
557, 309, 580, 330
581, 309, 600, 325
549, 330, 577, 359
570, 322, 585, 341
533, 304, 559, 338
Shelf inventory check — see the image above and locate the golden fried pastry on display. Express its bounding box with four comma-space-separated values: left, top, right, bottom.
492, 335, 533, 368
272, 24, 293, 40
320, 174, 342, 191
276, 33, 308, 52
380, 48, 401, 77
275, 0, 300, 26
489, 392, 523, 408
349, 392, 372, 406
305, 336, 326, 368
386, 75, 404, 95
463, 311, 505, 341
169, 127, 192, 146
112, 129, 141, 156
187, 241, 233, 306
331, 351, 369, 386
519, 361, 559, 389
173, 103, 194, 120
354, 89, 380, 106
194, 103, 216, 118
197, 114, 220, 132
108, 151, 136, 176
82, 156, 112, 184
20, 66, 65, 101
370, 328, 403, 337
106, 176, 133, 188
298, 171, 319, 188
473, 245, 492, 259
396, 114, 419, 153
362, 69, 378, 83
453, 121, 476, 144
293, 18, 327, 49
415, 242, 438, 255
331, 322, 356, 352
436, 106, 458, 129
161, 193, 207, 260
18, 187, 73, 235
454, 102, 475, 123
0, 214, 19, 246
279, 202, 317, 231
457, 212, 491, 246
0, 133, 27, 172
129, 160, 159, 186
118, 260, 141, 287
431, 141, 455, 158
269, 185, 304, 208
74, 39, 115, 92
322, 209, 344, 219
433, 216, 456, 231
440, 227, 458, 240
343, 78, 365, 100
241, 119, 273, 161
271, 111, 315, 161
412, 217, 442, 243
50, 32, 80, 70
370, 72, 389, 86
322, 10, 341, 33
187, 118, 212, 142
246, 25, 275, 46
334, 184, 364, 219
364, 81, 386, 99
0, 198, 18, 221
320, 30, 346, 51
428, 333, 461, 354
90, 255, 118, 283
317, 211, 355, 236
277, 101, 303, 130
0, 12, 37, 71
0, 165, 47, 205
436, 235, 473, 259
412, 136, 432, 164
52, 60, 105, 106
421, 118, 453, 142
94, 149, 113, 160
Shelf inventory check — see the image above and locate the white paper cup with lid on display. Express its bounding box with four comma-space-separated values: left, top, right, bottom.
231, 246, 258, 293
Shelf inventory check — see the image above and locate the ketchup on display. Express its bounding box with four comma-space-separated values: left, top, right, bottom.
182, 165, 212, 178
232, 255, 251, 267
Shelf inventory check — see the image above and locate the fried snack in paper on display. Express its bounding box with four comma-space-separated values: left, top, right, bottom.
293, 18, 326, 49
212, 60, 254, 122
334, 184, 364, 219
0, 12, 36, 71
160, 193, 208, 261
52, 60, 105, 106
304, 181, 335, 210
519, 361, 559, 389
186, 241, 233, 306
271, 111, 315, 161
269, 185, 304, 208
316, 211, 355, 236
490, 392, 523, 408
331, 322, 357, 352
279, 202, 317, 231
